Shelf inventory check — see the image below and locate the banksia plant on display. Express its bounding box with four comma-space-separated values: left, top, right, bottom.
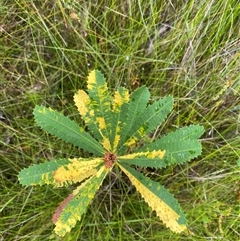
18, 70, 204, 237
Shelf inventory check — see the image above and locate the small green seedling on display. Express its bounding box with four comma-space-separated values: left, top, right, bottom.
18, 70, 204, 237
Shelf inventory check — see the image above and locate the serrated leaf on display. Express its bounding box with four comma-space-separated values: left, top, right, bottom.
53, 158, 104, 186
18, 158, 103, 187
118, 162, 187, 233
74, 71, 132, 153
119, 150, 168, 168
117, 86, 150, 150
33, 106, 104, 155
111, 87, 130, 151
83, 69, 114, 151
138, 96, 174, 138
18, 159, 70, 186
120, 150, 166, 159
117, 95, 173, 154
137, 125, 204, 166
74, 89, 103, 142
161, 124, 204, 140
54, 165, 108, 237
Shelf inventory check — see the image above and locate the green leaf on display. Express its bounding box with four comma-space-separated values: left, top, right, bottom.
110, 86, 130, 152
33, 105, 104, 155
18, 159, 70, 186
74, 84, 131, 153
117, 86, 150, 151
119, 149, 168, 169
160, 124, 204, 140
53, 166, 108, 237
18, 158, 104, 187
74, 89, 103, 142
135, 125, 204, 167
117, 95, 174, 154
86, 70, 113, 150
118, 162, 187, 233
138, 95, 173, 133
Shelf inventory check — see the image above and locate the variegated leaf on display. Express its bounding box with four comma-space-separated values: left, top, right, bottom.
53, 165, 108, 237
18, 159, 70, 186
117, 86, 150, 151
83, 70, 113, 151
53, 158, 104, 186
117, 95, 173, 154
18, 158, 104, 187
138, 125, 204, 166
110, 87, 130, 152
119, 149, 167, 168
74, 89, 103, 142
118, 162, 187, 233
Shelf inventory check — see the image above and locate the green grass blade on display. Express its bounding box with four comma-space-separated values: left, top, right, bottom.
118, 162, 187, 233
53, 165, 108, 237
33, 105, 104, 155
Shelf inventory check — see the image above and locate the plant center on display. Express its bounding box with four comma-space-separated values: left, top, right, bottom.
104, 152, 116, 168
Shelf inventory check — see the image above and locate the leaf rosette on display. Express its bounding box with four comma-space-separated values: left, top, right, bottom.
18, 70, 204, 237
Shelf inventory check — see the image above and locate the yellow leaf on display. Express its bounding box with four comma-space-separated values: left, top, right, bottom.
120, 150, 166, 159
74, 90, 90, 117
54, 165, 109, 237
87, 70, 109, 99
113, 129, 120, 151
87, 70, 96, 90
112, 88, 130, 111
100, 136, 111, 151
96, 117, 106, 129
53, 158, 103, 185
119, 164, 186, 233
124, 136, 138, 147
112, 88, 130, 151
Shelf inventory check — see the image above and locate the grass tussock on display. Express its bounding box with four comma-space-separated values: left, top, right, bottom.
0, 0, 239, 240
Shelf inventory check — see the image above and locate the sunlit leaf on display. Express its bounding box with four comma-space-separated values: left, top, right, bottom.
18, 159, 70, 186
138, 125, 204, 166
110, 87, 130, 152
117, 86, 150, 150
18, 158, 104, 187
84, 70, 113, 151
33, 106, 104, 155
53, 158, 103, 186
117, 95, 173, 154
74, 89, 101, 140
119, 149, 168, 168
118, 162, 187, 233
53, 166, 108, 237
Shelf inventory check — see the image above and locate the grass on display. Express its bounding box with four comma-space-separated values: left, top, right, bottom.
0, 0, 239, 240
